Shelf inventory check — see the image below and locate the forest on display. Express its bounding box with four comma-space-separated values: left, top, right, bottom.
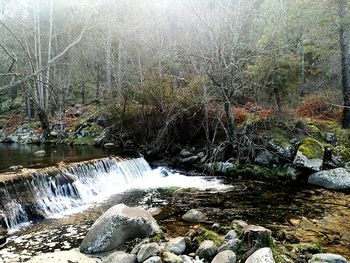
1, 1, 350, 263
0, 0, 349, 151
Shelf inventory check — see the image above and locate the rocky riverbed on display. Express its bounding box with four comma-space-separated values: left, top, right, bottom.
0, 180, 349, 263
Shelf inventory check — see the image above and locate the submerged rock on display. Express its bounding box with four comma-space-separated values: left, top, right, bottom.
309, 253, 348, 263
34, 150, 46, 156
80, 204, 159, 254
182, 209, 207, 223
245, 247, 275, 263
293, 137, 324, 171
308, 168, 350, 190
212, 250, 237, 263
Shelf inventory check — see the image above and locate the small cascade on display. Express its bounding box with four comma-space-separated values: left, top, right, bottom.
0, 157, 151, 230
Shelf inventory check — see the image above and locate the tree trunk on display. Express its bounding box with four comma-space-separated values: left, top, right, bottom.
299, 40, 306, 97
38, 107, 50, 138
223, 89, 236, 145
338, 0, 350, 128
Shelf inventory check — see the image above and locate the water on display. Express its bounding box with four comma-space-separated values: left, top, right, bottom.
0, 156, 349, 262
0, 144, 108, 172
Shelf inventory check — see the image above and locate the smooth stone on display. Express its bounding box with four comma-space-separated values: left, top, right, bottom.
309, 253, 348, 263
308, 168, 350, 190
211, 250, 237, 263
34, 150, 46, 156
218, 238, 240, 253
166, 236, 186, 255
9, 165, 23, 171
196, 240, 218, 261
245, 247, 275, 263
180, 255, 194, 263
104, 143, 115, 148
182, 209, 207, 223
162, 251, 183, 263
80, 204, 159, 253
144, 256, 162, 263
180, 149, 193, 158
224, 230, 238, 241
102, 251, 136, 263
137, 243, 161, 262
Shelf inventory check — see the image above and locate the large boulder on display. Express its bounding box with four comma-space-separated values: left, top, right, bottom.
245, 247, 275, 263
26, 250, 99, 263
308, 168, 350, 190
211, 250, 237, 263
293, 137, 324, 171
80, 204, 159, 254
242, 225, 272, 247
308, 253, 348, 263
102, 251, 136, 263
182, 209, 207, 223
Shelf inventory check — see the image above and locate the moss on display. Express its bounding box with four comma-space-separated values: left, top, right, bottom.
72, 137, 96, 146
194, 228, 224, 246
307, 123, 322, 139
228, 165, 300, 181
298, 137, 324, 159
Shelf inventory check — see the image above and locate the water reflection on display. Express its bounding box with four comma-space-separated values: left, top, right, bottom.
0, 143, 109, 172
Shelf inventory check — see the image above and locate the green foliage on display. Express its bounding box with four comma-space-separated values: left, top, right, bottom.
194, 228, 224, 246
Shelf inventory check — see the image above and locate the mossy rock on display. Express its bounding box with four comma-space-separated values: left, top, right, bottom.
293, 137, 324, 171
268, 136, 295, 159
329, 146, 350, 167
306, 123, 322, 139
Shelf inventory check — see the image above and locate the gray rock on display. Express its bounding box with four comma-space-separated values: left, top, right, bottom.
0, 226, 7, 248
102, 251, 136, 263
162, 251, 183, 263
325, 133, 336, 144
34, 150, 46, 156
166, 236, 186, 255
224, 230, 238, 241
80, 204, 159, 253
179, 156, 198, 164
144, 256, 162, 263
137, 243, 161, 262
268, 138, 294, 159
182, 209, 207, 223
245, 247, 275, 263
104, 142, 115, 148
308, 168, 350, 190
180, 149, 194, 158
218, 238, 240, 253
242, 225, 272, 248
130, 239, 149, 254
293, 138, 324, 171
196, 240, 218, 261
9, 165, 23, 171
211, 250, 236, 263
255, 151, 277, 166
309, 253, 348, 263
180, 255, 194, 263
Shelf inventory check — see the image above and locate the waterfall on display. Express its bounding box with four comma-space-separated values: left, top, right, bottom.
0, 157, 152, 230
